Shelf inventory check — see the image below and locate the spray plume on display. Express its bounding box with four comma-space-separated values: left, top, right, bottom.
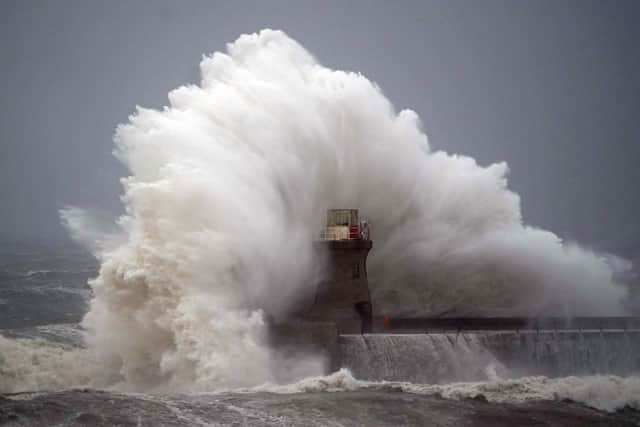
58, 29, 627, 391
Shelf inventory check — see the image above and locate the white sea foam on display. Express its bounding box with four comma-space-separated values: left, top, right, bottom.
400, 375, 640, 412
1, 334, 638, 413
259, 369, 640, 412
0, 335, 101, 393
43, 28, 631, 391
24, 270, 55, 277
3, 323, 87, 346
252, 368, 364, 394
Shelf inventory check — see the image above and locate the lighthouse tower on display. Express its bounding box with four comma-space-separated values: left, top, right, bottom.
307, 209, 373, 334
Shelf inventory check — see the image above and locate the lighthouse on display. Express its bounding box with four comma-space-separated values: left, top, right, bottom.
267, 209, 373, 372
307, 209, 373, 334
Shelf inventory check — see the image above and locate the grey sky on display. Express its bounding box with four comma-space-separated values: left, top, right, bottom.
1, 0, 639, 255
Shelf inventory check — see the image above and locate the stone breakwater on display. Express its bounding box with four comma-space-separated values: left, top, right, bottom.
338, 330, 640, 383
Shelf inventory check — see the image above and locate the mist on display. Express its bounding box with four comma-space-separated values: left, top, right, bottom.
2, 1, 640, 255
55, 30, 629, 391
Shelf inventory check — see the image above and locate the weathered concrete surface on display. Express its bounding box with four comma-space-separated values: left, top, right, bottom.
483, 330, 640, 377
338, 331, 640, 382
307, 240, 373, 334
339, 334, 502, 383
2, 389, 639, 427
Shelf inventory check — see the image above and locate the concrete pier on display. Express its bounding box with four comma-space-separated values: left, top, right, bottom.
271, 316, 640, 381
338, 329, 640, 382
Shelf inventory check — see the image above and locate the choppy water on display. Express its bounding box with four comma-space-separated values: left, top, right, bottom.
3, 386, 640, 427
1, 244, 639, 426
0, 244, 96, 329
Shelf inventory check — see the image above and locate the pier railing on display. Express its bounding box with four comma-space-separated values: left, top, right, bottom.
373, 316, 640, 333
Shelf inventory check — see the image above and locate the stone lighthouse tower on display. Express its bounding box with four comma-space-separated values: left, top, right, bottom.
307, 209, 373, 334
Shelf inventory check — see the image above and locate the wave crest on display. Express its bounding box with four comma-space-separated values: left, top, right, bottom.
56, 29, 629, 391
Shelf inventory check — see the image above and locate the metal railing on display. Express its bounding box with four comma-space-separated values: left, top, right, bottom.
373, 316, 640, 333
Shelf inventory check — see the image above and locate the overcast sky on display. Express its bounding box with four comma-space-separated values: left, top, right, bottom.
1, 0, 639, 254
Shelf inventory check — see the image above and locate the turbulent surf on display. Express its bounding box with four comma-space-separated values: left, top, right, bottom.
1, 29, 637, 426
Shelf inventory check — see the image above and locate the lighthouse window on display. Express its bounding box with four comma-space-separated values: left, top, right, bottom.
327, 209, 359, 227
352, 262, 360, 279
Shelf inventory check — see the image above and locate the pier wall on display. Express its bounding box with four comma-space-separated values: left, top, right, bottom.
337, 330, 640, 383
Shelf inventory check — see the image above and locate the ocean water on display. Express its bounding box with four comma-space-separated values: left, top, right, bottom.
1, 244, 639, 426
0, 243, 95, 329
3, 28, 639, 426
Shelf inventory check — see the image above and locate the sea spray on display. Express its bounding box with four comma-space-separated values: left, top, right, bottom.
51, 29, 628, 391
250, 369, 640, 413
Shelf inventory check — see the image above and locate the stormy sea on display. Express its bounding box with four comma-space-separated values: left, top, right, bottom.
1, 243, 640, 426
1, 30, 639, 426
